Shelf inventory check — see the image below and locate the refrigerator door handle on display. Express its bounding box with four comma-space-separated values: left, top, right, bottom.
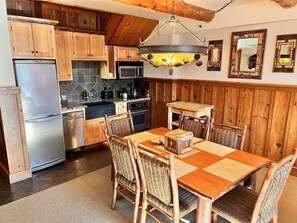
25, 114, 60, 123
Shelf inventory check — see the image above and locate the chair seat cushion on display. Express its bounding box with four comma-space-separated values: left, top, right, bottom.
213, 185, 258, 223
117, 174, 136, 192
147, 187, 197, 217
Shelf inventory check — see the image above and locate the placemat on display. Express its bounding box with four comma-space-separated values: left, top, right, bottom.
175, 159, 198, 178
193, 137, 203, 144
203, 158, 255, 182
193, 141, 235, 157
124, 132, 158, 143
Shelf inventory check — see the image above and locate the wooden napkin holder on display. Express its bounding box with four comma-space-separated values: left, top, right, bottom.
164, 129, 193, 155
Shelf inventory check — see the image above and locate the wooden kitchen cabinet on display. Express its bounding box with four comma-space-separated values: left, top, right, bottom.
115, 46, 140, 61
9, 18, 56, 59
72, 32, 107, 60
55, 30, 73, 81
84, 117, 107, 146
115, 102, 127, 114
106, 45, 140, 80
0, 87, 32, 184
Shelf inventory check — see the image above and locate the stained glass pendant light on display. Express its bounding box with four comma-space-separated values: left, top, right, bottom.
139, 0, 208, 74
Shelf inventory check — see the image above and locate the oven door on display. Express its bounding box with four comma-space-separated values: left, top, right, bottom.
130, 109, 149, 132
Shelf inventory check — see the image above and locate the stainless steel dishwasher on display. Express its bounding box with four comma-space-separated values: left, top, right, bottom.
62, 110, 85, 151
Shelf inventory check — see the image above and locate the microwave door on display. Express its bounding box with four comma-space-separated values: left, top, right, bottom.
119, 66, 137, 79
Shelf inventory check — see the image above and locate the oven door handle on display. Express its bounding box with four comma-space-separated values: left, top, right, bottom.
130, 109, 149, 114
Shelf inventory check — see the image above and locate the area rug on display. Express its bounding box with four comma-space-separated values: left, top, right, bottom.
0, 166, 296, 223
0, 166, 197, 223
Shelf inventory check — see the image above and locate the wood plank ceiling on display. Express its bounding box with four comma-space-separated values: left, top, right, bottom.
113, 0, 215, 22
114, 0, 297, 22
7, 0, 158, 47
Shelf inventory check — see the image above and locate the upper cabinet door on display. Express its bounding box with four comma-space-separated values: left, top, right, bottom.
9, 21, 35, 58
72, 32, 90, 59
115, 46, 140, 61
31, 23, 55, 58
116, 46, 129, 60
9, 20, 56, 59
55, 30, 73, 81
89, 35, 107, 60
128, 47, 140, 60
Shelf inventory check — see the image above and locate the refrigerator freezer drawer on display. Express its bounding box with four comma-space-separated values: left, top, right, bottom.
25, 115, 65, 172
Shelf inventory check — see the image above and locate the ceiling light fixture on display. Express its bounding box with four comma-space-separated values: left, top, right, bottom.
139, 0, 208, 75
138, 0, 235, 75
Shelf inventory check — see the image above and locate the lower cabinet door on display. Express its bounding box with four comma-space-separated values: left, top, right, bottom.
85, 118, 106, 146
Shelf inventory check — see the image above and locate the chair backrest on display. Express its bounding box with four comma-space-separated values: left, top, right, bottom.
179, 112, 210, 140
134, 144, 179, 216
209, 120, 247, 150
105, 110, 135, 137
251, 149, 297, 222
105, 131, 139, 183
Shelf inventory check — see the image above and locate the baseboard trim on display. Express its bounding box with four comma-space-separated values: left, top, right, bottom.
9, 169, 32, 184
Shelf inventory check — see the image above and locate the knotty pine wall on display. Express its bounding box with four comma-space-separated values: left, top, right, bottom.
147, 78, 297, 174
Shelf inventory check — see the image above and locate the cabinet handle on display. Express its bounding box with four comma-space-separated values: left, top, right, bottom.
35, 51, 39, 54
31, 51, 34, 54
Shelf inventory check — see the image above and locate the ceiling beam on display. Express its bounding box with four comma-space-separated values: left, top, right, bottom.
271, 0, 297, 7
112, 0, 215, 22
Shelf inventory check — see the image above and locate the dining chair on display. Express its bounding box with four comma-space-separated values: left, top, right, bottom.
209, 119, 247, 151
133, 143, 197, 223
104, 131, 141, 223
212, 149, 297, 223
105, 110, 134, 137
179, 111, 210, 140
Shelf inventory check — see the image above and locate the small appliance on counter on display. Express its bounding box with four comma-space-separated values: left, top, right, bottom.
119, 87, 128, 100
101, 88, 114, 99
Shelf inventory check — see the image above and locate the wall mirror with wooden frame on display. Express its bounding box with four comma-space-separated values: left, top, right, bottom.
273, 34, 297, 73
207, 40, 223, 71
229, 29, 267, 79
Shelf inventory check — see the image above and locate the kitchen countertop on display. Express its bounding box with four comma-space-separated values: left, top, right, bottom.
61, 102, 87, 114
60, 97, 151, 113
103, 97, 151, 103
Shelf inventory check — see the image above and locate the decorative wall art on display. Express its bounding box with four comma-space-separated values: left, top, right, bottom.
207, 40, 223, 71
273, 34, 297, 73
228, 29, 267, 79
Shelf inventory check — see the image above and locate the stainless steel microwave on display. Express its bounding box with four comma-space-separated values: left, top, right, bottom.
116, 61, 143, 79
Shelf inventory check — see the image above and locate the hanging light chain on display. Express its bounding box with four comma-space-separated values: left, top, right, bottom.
180, 0, 235, 14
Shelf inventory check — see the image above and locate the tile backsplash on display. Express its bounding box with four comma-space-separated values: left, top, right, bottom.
59, 61, 148, 102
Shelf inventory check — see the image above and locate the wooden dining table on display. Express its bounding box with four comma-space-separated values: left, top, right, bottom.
124, 127, 270, 223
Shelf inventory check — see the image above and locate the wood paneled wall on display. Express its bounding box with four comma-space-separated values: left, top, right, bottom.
146, 78, 297, 172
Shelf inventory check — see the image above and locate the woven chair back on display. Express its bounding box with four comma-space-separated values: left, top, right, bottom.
110, 118, 133, 137
105, 110, 134, 137
138, 152, 172, 205
179, 112, 210, 139
252, 149, 297, 222
109, 135, 135, 182
212, 128, 239, 149
258, 162, 292, 221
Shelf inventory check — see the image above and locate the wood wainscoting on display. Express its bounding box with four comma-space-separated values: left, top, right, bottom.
146, 78, 297, 174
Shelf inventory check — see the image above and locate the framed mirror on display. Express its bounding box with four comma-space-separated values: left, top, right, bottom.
229, 29, 267, 79
273, 34, 297, 73
207, 40, 223, 71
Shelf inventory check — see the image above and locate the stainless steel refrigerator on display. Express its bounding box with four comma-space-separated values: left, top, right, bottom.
14, 60, 65, 172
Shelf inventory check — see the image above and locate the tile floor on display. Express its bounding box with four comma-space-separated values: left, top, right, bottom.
0, 146, 111, 206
